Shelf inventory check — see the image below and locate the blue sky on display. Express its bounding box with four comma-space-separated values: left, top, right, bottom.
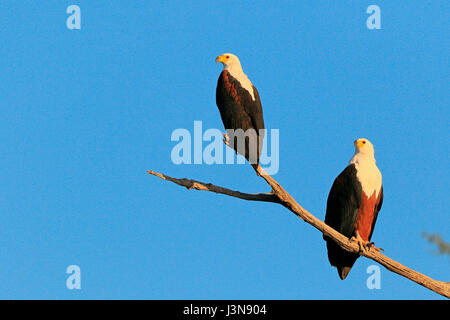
0, 1, 448, 299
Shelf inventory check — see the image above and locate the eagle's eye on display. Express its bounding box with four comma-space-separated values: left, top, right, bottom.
226, 55, 230, 59
362, 141, 366, 144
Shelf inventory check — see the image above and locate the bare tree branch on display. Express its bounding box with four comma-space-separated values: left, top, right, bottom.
147, 166, 450, 298
147, 170, 280, 203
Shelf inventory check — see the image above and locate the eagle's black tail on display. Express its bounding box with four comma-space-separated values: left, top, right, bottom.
326, 239, 359, 280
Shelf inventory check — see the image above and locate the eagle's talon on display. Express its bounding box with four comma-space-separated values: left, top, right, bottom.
351, 235, 367, 253
367, 242, 383, 252
222, 133, 229, 142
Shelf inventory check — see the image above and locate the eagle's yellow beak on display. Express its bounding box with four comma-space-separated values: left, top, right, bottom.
215, 55, 226, 63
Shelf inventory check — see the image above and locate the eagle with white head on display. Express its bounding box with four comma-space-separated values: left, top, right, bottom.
324, 138, 383, 280
215, 53, 265, 165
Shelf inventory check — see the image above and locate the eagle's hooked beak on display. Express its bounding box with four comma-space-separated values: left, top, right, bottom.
215, 55, 226, 63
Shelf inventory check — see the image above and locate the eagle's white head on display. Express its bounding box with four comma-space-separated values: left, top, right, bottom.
350, 138, 377, 166
215, 53, 243, 72
353, 138, 375, 156
215, 52, 256, 101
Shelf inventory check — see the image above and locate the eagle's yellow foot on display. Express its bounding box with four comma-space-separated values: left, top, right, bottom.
351, 235, 367, 253
222, 133, 230, 146
351, 232, 383, 253
351, 232, 372, 253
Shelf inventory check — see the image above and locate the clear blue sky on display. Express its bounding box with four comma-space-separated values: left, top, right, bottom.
0, 1, 448, 299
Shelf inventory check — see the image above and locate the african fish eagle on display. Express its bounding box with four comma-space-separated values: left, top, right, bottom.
324, 138, 383, 280
215, 53, 265, 165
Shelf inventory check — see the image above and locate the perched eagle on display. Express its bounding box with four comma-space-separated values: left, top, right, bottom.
215, 53, 265, 165
324, 138, 383, 280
